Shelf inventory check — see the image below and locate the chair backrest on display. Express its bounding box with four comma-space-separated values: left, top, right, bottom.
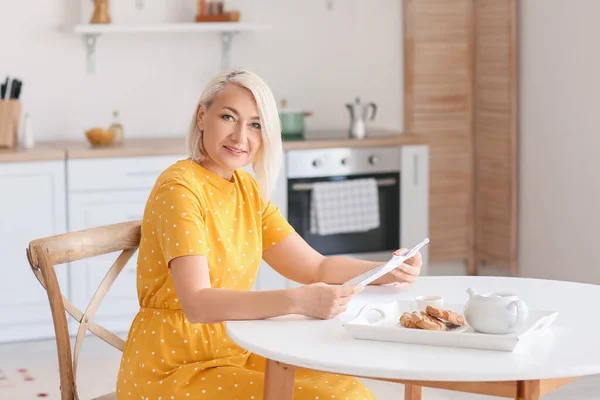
26, 220, 141, 400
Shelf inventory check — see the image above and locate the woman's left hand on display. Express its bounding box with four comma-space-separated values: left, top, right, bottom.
378, 248, 423, 288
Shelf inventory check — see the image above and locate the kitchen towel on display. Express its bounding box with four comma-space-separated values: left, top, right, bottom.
310, 178, 380, 235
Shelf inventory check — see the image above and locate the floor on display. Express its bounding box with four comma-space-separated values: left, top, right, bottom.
1, 335, 598, 399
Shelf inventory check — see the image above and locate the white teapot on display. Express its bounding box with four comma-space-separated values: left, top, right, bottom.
345, 97, 377, 139
463, 288, 529, 334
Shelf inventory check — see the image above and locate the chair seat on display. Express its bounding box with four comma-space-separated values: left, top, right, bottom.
93, 392, 116, 400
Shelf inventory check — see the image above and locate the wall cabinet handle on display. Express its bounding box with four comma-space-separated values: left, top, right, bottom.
413, 154, 419, 186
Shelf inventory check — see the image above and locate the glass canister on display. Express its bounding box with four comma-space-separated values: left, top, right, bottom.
109, 110, 124, 145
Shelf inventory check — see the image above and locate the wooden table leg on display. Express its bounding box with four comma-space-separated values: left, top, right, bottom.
264, 359, 295, 400
405, 383, 422, 400
517, 380, 540, 400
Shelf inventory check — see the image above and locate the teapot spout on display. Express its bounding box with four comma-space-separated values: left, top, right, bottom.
466, 288, 478, 299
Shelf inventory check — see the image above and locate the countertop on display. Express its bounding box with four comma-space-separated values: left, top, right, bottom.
0, 129, 426, 163
0, 142, 66, 163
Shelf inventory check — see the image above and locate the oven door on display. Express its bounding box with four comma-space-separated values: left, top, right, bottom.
287, 172, 400, 256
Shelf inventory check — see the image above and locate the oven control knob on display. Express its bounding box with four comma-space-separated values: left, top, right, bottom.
368, 155, 379, 165
312, 159, 322, 168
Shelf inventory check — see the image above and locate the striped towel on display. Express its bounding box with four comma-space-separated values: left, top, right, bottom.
310, 178, 380, 236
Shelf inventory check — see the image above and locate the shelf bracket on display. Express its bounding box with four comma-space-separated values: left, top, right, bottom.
221, 31, 236, 70
84, 33, 100, 74
82, 30, 246, 73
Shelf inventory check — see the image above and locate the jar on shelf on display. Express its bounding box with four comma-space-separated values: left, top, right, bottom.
108, 110, 124, 145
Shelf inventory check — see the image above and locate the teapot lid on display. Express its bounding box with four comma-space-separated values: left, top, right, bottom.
468, 289, 518, 300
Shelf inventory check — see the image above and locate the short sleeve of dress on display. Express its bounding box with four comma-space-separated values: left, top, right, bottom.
261, 201, 295, 251
152, 178, 207, 266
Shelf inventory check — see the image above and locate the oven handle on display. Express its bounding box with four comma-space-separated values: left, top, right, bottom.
290, 177, 397, 192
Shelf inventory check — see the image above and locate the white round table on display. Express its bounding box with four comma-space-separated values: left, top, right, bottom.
226, 276, 600, 400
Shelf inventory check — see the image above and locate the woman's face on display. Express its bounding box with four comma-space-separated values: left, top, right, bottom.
197, 84, 263, 179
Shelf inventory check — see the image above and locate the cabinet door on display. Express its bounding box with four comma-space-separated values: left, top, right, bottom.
0, 161, 67, 343
68, 190, 149, 334
241, 164, 292, 291
67, 155, 184, 193
400, 145, 430, 275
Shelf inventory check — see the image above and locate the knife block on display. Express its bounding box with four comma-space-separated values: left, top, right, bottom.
0, 100, 22, 149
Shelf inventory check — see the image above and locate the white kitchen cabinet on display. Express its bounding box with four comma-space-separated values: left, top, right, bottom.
67, 155, 183, 192
400, 145, 430, 275
0, 160, 68, 342
69, 190, 149, 332
68, 190, 149, 334
66, 155, 183, 334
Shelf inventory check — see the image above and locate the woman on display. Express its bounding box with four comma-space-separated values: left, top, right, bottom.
116, 69, 422, 399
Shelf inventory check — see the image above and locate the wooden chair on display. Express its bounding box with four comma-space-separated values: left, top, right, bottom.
26, 220, 142, 400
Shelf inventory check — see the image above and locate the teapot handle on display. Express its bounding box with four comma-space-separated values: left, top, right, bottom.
345, 103, 354, 119
368, 102, 377, 120
507, 299, 527, 329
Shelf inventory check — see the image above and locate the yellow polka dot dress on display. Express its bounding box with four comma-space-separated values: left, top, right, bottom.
116, 159, 374, 399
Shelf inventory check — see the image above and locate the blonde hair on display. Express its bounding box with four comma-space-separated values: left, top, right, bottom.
186, 69, 282, 203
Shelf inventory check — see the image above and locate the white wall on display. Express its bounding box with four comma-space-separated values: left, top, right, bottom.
0, 0, 403, 142
6, 0, 598, 286
519, 0, 600, 284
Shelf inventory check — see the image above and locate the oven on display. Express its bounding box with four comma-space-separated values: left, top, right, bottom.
286, 147, 402, 263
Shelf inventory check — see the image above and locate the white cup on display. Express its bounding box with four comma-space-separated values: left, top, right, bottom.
414, 296, 444, 312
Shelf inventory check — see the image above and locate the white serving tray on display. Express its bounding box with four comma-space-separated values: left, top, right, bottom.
343, 300, 558, 352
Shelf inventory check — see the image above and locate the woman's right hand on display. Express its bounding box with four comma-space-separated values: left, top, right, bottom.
294, 283, 363, 319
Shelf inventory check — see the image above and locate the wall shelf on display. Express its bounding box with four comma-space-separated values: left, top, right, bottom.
64, 23, 271, 74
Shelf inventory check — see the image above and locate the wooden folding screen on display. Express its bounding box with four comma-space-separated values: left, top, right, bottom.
404, 0, 518, 275
473, 0, 518, 275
